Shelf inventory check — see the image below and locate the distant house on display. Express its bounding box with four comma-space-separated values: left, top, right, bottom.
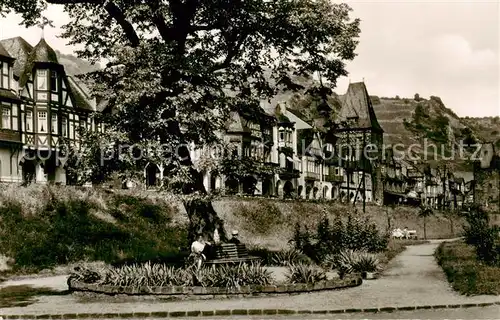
334, 82, 384, 204
474, 142, 500, 214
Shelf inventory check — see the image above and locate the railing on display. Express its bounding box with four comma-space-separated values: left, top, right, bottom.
324, 174, 343, 183
304, 171, 320, 181
278, 168, 300, 180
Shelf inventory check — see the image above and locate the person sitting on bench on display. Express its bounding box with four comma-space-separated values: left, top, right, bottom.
228, 230, 240, 244
191, 234, 211, 270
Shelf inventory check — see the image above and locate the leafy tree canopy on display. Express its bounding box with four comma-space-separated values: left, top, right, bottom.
2, 0, 360, 187
2, 0, 361, 240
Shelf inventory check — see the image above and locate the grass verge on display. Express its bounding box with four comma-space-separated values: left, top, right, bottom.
435, 241, 500, 295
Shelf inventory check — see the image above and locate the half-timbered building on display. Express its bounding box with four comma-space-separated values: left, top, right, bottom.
0, 36, 95, 184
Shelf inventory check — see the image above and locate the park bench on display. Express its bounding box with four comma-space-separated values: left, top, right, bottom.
407, 230, 418, 239
205, 243, 260, 265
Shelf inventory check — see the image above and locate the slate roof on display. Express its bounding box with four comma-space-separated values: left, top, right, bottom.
225, 111, 249, 133
0, 42, 14, 60
30, 38, 59, 64
67, 76, 95, 112
0, 36, 95, 112
336, 82, 383, 132
0, 37, 33, 78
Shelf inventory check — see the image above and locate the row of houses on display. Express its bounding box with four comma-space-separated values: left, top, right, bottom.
0, 36, 497, 210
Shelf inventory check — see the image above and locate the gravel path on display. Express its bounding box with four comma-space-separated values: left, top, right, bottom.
1, 240, 499, 316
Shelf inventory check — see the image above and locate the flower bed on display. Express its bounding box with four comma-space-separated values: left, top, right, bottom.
68, 275, 361, 297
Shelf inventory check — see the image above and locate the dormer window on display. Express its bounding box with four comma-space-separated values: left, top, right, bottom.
37, 69, 47, 90
1, 62, 9, 90
50, 70, 58, 92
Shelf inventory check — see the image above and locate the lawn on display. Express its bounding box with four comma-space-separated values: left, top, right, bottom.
435, 241, 500, 295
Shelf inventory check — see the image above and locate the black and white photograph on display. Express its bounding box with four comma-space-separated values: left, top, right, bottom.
0, 0, 498, 319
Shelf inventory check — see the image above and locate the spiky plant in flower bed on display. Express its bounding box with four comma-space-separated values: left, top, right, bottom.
89, 262, 193, 288
200, 262, 273, 288
334, 250, 380, 277
350, 251, 380, 273
73, 261, 274, 289
285, 263, 327, 284
271, 249, 311, 266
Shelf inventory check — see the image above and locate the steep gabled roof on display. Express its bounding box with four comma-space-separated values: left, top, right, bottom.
225, 111, 248, 133
0, 42, 14, 60
336, 82, 383, 132
0, 37, 33, 78
67, 75, 95, 112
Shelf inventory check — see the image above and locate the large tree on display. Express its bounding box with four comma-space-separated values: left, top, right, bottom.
1, 0, 360, 242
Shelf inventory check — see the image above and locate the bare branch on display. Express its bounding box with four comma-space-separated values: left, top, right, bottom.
147, 0, 172, 42
47, 0, 140, 47
103, 1, 140, 47
211, 31, 249, 72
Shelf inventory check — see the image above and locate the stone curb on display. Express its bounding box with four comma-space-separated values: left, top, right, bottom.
68, 276, 362, 296
1, 302, 499, 319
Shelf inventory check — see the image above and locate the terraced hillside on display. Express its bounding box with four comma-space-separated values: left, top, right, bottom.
371, 97, 416, 147
461, 117, 500, 148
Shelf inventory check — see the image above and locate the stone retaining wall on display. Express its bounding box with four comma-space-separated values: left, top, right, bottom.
68, 276, 362, 297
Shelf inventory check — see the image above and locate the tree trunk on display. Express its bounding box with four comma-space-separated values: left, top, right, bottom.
184, 198, 228, 244
180, 165, 228, 245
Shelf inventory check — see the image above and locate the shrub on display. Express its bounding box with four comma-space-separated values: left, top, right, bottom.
0, 186, 188, 271
329, 250, 380, 278
285, 263, 326, 284
461, 205, 500, 265
349, 251, 380, 273
436, 241, 500, 295
291, 213, 388, 263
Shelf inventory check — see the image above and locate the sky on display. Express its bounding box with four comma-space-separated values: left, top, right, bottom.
0, 0, 498, 117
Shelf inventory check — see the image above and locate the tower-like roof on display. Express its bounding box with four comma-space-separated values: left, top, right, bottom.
18, 38, 62, 87
30, 38, 59, 64
336, 82, 383, 132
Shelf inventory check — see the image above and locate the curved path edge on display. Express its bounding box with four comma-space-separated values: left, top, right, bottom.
1, 302, 499, 319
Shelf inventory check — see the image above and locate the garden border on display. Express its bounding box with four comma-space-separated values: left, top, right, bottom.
67, 275, 362, 296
